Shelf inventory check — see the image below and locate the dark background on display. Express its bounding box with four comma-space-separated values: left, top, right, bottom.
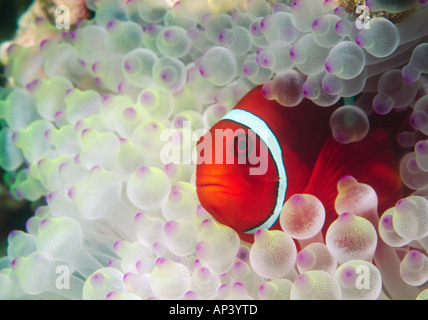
0, 1, 34, 42
0, 0, 35, 257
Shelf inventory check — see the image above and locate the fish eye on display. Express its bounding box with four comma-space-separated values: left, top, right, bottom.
234, 133, 253, 157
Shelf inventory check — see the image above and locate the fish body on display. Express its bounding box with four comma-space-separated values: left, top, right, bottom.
196, 86, 407, 242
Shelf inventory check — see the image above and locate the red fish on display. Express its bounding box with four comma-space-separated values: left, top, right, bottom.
195, 85, 409, 243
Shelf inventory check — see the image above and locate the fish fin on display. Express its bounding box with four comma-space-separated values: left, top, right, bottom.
303, 127, 404, 235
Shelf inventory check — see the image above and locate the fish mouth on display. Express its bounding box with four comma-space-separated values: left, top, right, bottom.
195, 172, 242, 196
196, 171, 278, 195
196, 180, 238, 196
196, 177, 241, 228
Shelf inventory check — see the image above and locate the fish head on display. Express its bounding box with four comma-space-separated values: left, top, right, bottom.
196, 118, 281, 235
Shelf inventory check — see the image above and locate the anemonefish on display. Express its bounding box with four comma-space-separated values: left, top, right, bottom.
195, 85, 410, 243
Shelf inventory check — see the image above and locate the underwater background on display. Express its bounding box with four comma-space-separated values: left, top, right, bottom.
0, 0, 34, 258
